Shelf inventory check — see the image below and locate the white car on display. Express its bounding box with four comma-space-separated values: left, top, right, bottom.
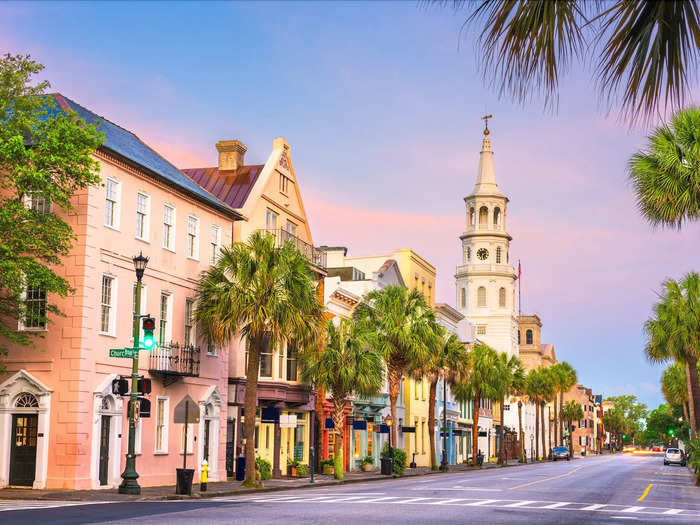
664, 448, 686, 466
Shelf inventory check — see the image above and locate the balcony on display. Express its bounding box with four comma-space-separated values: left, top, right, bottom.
258, 229, 326, 269
148, 342, 200, 386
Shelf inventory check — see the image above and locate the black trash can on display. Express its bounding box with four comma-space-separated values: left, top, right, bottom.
380, 457, 393, 475
235, 455, 246, 481
176, 468, 195, 495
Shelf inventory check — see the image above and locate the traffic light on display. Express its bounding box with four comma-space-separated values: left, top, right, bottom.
111, 377, 129, 396
138, 397, 151, 418
142, 317, 156, 349
137, 377, 152, 395
668, 429, 675, 436
622, 434, 626, 440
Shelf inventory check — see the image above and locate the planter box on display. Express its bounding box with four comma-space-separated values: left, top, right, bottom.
361, 463, 373, 472
322, 464, 334, 475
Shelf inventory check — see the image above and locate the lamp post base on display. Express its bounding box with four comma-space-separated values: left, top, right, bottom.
118, 465, 141, 495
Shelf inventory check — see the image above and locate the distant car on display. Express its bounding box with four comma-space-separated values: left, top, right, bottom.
623, 445, 636, 453
664, 448, 686, 467
552, 446, 570, 461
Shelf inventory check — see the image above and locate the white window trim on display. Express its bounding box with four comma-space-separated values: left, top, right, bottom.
135, 417, 143, 455
159, 292, 174, 345
24, 192, 52, 214
154, 396, 169, 454
104, 177, 122, 231
187, 215, 200, 261
162, 204, 176, 252
135, 191, 151, 242
180, 423, 195, 455
210, 224, 221, 265
17, 284, 48, 332
99, 273, 118, 337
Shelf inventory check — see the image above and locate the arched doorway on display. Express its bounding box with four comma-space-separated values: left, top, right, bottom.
199, 386, 222, 481
90, 375, 124, 488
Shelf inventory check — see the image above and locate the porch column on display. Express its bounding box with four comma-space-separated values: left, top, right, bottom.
273, 420, 281, 478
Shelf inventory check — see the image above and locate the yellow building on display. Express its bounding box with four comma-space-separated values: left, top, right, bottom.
403, 376, 432, 467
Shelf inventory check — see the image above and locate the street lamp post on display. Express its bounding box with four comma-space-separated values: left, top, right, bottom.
440, 377, 448, 472
119, 252, 149, 495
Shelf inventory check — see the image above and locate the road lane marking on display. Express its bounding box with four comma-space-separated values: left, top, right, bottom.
417, 487, 501, 492
621, 506, 644, 513
395, 497, 429, 504
540, 502, 570, 509
663, 509, 683, 515
637, 484, 653, 502
430, 498, 465, 505
508, 466, 586, 490
360, 496, 397, 503
464, 499, 499, 506
504, 500, 536, 507
581, 504, 606, 511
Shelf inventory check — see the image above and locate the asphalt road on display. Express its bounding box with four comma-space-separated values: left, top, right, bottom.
2, 454, 699, 524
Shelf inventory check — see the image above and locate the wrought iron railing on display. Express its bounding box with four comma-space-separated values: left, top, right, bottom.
148, 342, 200, 377
258, 229, 327, 269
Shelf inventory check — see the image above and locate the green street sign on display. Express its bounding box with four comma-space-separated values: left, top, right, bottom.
109, 348, 138, 358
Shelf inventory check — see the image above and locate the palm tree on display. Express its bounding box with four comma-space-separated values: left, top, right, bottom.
410, 326, 470, 470
436, 1, 700, 122
525, 369, 543, 461
509, 361, 527, 462
353, 285, 438, 448
645, 273, 700, 438
300, 318, 384, 480
195, 231, 324, 486
662, 362, 690, 423
555, 362, 577, 446
496, 354, 523, 465
540, 367, 556, 460
453, 343, 503, 466
560, 400, 584, 457
629, 107, 700, 228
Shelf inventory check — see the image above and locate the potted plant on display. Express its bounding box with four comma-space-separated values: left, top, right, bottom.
296, 464, 310, 477
321, 458, 335, 475
287, 458, 300, 477
361, 455, 374, 472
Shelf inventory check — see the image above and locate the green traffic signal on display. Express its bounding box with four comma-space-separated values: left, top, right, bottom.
668, 429, 675, 436
622, 434, 626, 439
142, 317, 156, 349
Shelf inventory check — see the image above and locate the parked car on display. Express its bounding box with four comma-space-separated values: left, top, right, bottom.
664, 448, 686, 467
552, 446, 570, 461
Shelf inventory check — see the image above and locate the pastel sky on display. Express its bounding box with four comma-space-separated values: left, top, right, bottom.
4, 1, 699, 409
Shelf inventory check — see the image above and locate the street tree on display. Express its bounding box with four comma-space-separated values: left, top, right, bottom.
628, 106, 700, 228
560, 400, 584, 455
354, 285, 438, 449
435, 0, 700, 122
409, 325, 470, 470
509, 360, 527, 462
300, 318, 384, 480
541, 367, 557, 458
0, 53, 103, 364
452, 343, 502, 466
644, 273, 700, 438
195, 231, 324, 487
496, 353, 523, 465
603, 407, 628, 450
646, 404, 679, 445
661, 362, 690, 423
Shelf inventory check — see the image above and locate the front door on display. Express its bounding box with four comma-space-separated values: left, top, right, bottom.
203, 419, 210, 462
9, 414, 38, 486
99, 415, 111, 486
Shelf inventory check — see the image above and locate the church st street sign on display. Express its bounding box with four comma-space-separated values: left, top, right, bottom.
109, 347, 139, 358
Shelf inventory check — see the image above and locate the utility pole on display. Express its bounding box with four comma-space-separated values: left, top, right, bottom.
119, 253, 149, 494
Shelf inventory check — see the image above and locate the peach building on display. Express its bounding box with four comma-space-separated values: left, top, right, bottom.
182, 139, 326, 478
0, 95, 242, 489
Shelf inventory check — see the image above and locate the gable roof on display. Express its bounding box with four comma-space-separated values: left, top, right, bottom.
48, 94, 242, 220
181, 165, 264, 209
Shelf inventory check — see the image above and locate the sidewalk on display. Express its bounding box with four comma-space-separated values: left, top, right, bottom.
0, 457, 560, 502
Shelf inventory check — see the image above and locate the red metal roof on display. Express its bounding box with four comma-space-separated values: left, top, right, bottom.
181, 165, 264, 209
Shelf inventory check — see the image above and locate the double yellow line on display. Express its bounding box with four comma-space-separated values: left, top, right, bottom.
637, 484, 653, 502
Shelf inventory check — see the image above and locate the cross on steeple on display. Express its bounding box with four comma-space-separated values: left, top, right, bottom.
482, 114, 493, 135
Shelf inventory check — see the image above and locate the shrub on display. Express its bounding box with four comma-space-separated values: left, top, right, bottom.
297, 464, 310, 476
320, 458, 334, 468
255, 456, 272, 480
361, 455, 374, 466
287, 457, 300, 468
380, 443, 407, 476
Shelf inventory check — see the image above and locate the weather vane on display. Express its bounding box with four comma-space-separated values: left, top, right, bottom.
482, 114, 493, 136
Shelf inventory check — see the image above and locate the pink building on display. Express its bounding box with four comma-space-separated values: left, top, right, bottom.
0, 94, 242, 490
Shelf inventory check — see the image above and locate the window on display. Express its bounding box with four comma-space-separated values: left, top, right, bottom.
518, 330, 521, 345
479, 206, 488, 227
135, 418, 142, 455
526, 329, 533, 345
135, 192, 150, 240
159, 293, 171, 344
25, 192, 51, 214
187, 216, 199, 259
184, 298, 194, 346
415, 379, 419, 400
279, 173, 290, 194
476, 325, 486, 335
352, 268, 366, 280
286, 340, 298, 381
460, 288, 466, 308
155, 397, 168, 453
286, 220, 296, 237
499, 287, 506, 307
468, 207, 475, 226
496, 246, 502, 263
163, 205, 175, 250
210, 225, 221, 264
265, 209, 278, 231
477, 286, 486, 307
466, 247, 471, 262
23, 286, 47, 330
105, 178, 121, 229
493, 207, 501, 228
100, 275, 115, 334
260, 333, 273, 378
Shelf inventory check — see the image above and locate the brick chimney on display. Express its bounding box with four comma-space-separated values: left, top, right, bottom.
215, 140, 247, 171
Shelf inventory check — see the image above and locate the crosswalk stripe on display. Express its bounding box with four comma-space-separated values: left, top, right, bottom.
430, 498, 464, 505
320, 496, 367, 502
360, 496, 397, 503
464, 499, 499, 506
581, 504, 606, 511
505, 500, 536, 507
395, 497, 429, 504
540, 502, 570, 509
663, 509, 683, 515
621, 506, 644, 513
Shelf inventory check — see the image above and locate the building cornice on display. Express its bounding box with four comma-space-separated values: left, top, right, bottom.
460, 231, 513, 242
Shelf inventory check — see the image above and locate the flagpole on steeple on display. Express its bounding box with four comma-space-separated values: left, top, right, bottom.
518, 260, 522, 316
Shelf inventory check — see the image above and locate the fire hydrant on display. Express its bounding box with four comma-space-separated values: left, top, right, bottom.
200, 459, 208, 492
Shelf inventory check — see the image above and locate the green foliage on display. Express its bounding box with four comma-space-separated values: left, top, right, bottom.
685, 437, 700, 485
445, 0, 700, 122
629, 107, 700, 227
560, 400, 584, 424
287, 457, 300, 468
381, 443, 407, 476
255, 456, 271, 480
646, 405, 679, 443
604, 395, 648, 436
361, 455, 374, 466
0, 54, 103, 360
296, 464, 309, 476
452, 343, 503, 404
662, 362, 690, 408
320, 458, 334, 468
